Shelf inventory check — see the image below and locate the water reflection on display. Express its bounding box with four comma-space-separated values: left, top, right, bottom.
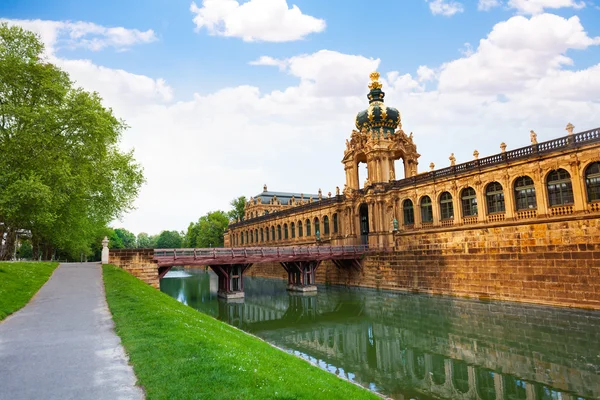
161, 268, 600, 400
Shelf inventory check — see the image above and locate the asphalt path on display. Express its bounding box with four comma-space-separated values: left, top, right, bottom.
0, 263, 144, 400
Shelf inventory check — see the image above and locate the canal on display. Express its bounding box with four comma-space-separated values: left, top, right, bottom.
161, 268, 600, 400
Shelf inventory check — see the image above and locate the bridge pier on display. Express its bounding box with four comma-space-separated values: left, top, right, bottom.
209, 264, 252, 300
281, 261, 321, 292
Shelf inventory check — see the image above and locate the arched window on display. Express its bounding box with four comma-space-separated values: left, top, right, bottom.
514, 176, 537, 210
431, 355, 446, 385
420, 196, 433, 223
439, 192, 454, 220
452, 361, 470, 394
403, 199, 414, 225
250, 230, 253, 244
332, 213, 338, 233
585, 162, 600, 202
245, 231, 249, 244
277, 225, 282, 240
413, 351, 426, 380
323, 216, 330, 235
291, 222, 296, 238
284, 224, 289, 239
241, 232, 244, 245
503, 375, 526, 400
270, 226, 275, 241
486, 182, 505, 214
476, 369, 496, 400
461, 187, 478, 217
255, 229, 258, 243
298, 221, 303, 237
306, 219, 311, 236
547, 168, 574, 206
314, 217, 320, 237
260, 228, 264, 242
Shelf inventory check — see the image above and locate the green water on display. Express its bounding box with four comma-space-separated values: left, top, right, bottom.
160, 268, 600, 399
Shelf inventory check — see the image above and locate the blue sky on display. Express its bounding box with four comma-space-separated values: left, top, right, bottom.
1, 0, 599, 234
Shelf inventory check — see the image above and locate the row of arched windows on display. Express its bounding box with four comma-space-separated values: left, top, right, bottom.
402, 163, 600, 225
234, 214, 339, 246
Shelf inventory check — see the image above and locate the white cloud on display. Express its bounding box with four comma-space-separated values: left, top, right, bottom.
249, 56, 288, 70
416, 65, 437, 82
507, 0, 586, 14
251, 50, 381, 97
5, 14, 600, 236
0, 18, 156, 53
438, 14, 600, 94
478, 0, 502, 10
189, 0, 325, 42
426, 0, 465, 16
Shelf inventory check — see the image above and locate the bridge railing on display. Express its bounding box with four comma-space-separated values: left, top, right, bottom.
154, 245, 369, 260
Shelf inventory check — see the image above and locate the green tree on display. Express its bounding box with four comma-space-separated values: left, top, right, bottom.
114, 228, 136, 249
228, 196, 246, 222
185, 211, 229, 248
155, 230, 183, 249
136, 232, 154, 248
0, 24, 144, 260
18, 239, 33, 259
107, 228, 124, 250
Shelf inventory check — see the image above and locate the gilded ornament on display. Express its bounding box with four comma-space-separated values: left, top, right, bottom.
368, 72, 383, 90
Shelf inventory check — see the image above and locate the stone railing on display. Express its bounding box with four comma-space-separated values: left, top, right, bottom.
388, 127, 600, 190
516, 209, 537, 220
462, 216, 478, 225
487, 213, 506, 223
549, 205, 574, 216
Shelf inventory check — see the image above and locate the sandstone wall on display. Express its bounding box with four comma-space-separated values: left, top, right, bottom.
108, 249, 159, 288
247, 216, 600, 309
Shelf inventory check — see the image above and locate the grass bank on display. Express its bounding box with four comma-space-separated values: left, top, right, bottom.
103, 265, 379, 400
0, 261, 59, 320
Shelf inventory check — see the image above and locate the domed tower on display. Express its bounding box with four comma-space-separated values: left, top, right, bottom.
342, 72, 420, 191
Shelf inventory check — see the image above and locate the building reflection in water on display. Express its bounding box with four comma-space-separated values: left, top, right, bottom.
160, 269, 600, 400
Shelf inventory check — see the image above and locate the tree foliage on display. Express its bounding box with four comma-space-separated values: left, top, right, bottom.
184, 211, 229, 248
136, 232, 155, 249
0, 24, 144, 260
155, 230, 183, 249
228, 196, 246, 222
114, 228, 136, 249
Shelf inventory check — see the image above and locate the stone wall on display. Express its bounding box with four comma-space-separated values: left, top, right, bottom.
108, 249, 159, 288
247, 216, 600, 309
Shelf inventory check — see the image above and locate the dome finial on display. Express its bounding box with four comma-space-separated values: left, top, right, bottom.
368, 72, 382, 90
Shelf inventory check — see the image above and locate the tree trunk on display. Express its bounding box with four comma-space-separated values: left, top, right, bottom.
0, 228, 16, 261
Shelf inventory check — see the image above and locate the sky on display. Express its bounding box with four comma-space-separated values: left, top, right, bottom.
1, 0, 599, 236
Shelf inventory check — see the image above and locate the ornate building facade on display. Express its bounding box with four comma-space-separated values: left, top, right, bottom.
226, 72, 600, 251
224, 72, 600, 309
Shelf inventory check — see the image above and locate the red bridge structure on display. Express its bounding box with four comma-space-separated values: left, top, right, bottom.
154, 245, 368, 299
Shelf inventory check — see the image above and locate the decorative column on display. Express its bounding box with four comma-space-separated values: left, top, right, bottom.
503, 173, 516, 220
534, 164, 549, 217
568, 157, 586, 213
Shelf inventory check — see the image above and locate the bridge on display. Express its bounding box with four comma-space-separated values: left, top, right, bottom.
153, 245, 368, 299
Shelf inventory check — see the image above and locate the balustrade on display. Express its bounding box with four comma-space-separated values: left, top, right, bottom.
516, 210, 537, 220
549, 205, 574, 216
486, 213, 506, 223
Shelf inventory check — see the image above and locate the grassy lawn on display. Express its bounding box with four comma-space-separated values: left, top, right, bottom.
103, 265, 379, 400
0, 262, 59, 321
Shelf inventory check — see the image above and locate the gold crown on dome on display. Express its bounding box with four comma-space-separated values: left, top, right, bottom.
368, 71, 382, 90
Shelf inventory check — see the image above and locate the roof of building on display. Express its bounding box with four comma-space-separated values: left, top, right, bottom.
251, 190, 320, 206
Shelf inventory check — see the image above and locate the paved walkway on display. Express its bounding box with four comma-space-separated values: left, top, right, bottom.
0, 263, 144, 400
